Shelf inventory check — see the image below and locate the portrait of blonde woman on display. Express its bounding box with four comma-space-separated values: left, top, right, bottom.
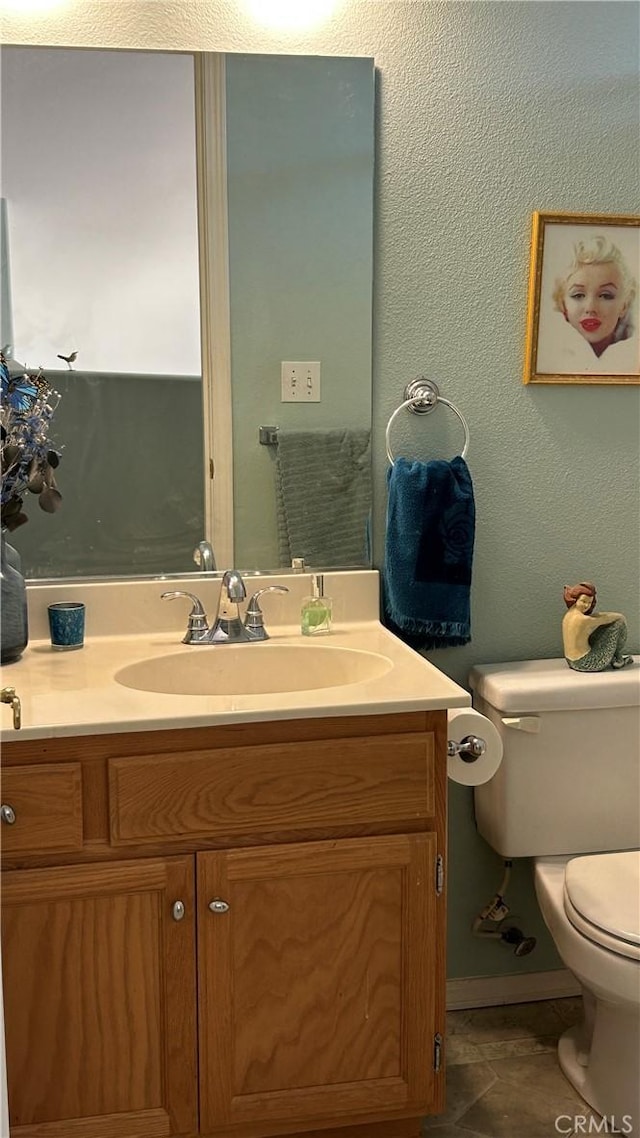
526, 214, 640, 383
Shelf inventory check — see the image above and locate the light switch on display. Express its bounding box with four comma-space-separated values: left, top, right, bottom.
281, 361, 321, 402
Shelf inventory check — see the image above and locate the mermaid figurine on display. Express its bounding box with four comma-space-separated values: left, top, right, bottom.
562, 581, 633, 672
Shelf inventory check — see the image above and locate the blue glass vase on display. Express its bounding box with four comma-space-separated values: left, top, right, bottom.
1, 533, 28, 664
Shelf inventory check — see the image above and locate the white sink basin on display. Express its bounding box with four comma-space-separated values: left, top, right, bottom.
114, 643, 393, 697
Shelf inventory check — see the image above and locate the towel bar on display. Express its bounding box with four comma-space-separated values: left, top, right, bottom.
385, 378, 470, 465
259, 425, 279, 446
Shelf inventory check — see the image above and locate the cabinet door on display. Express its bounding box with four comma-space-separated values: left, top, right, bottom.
2, 856, 197, 1138
198, 833, 439, 1133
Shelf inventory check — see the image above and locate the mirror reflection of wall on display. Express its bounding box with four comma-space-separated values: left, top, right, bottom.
1, 46, 374, 581
226, 54, 374, 569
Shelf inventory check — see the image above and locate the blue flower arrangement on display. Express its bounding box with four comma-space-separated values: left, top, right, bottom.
1, 351, 63, 532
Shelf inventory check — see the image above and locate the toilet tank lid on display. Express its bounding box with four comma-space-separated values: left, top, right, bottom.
469, 658, 639, 713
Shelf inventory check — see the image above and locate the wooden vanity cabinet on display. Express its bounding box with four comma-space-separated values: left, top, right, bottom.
1, 711, 448, 1138
2, 855, 198, 1138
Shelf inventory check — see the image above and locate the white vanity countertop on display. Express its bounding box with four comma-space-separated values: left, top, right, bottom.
0, 622, 470, 741
1, 572, 470, 740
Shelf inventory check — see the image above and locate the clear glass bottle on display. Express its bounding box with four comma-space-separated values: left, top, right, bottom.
300, 573, 332, 636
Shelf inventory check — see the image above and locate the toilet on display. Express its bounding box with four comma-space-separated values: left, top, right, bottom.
469, 658, 640, 1132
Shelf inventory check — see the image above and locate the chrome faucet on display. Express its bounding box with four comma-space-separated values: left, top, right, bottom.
208, 569, 249, 642
193, 540, 216, 572
162, 573, 289, 644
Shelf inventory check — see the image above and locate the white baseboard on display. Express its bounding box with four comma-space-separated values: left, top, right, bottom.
446, 968, 580, 1011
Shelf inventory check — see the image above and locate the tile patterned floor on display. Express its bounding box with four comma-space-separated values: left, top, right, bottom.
422, 997, 600, 1138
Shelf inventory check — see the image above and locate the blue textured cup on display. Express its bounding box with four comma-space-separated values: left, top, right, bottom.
48, 602, 85, 650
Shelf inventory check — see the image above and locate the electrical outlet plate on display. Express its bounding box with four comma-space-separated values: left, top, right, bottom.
281, 361, 321, 402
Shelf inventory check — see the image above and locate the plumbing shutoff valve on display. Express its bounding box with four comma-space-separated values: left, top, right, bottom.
480, 894, 510, 923
501, 926, 537, 957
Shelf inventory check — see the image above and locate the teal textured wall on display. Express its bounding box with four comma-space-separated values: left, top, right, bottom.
6, 0, 638, 980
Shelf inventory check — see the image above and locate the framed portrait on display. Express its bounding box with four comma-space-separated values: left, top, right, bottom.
523, 211, 640, 385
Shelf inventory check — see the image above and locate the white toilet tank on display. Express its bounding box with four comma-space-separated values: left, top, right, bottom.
469, 659, 640, 859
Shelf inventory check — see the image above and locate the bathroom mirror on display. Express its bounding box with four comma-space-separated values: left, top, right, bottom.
0, 46, 374, 580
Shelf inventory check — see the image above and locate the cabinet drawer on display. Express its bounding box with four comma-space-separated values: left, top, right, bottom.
1, 763, 83, 855
108, 733, 435, 844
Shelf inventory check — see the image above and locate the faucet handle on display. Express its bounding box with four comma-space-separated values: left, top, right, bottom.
244, 586, 289, 641
161, 590, 209, 643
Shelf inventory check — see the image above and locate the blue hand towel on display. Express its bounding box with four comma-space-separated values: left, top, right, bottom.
383, 455, 475, 649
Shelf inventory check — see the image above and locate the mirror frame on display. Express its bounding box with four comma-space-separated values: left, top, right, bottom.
195, 53, 234, 569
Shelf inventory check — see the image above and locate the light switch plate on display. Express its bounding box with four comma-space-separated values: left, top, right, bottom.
281, 361, 321, 402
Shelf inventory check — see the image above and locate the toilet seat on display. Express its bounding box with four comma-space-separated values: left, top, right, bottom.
563, 851, 640, 962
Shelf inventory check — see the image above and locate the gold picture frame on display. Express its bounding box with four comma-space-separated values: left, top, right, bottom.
523, 211, 640, 385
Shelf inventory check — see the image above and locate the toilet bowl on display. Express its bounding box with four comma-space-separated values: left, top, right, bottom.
535, 854, 640, 1131
468, 658, 640, 1135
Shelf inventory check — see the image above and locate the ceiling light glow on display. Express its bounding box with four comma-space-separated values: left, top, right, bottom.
245, 0, 338, 32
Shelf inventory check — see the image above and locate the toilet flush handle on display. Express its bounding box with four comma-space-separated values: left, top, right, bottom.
501, 716, 541, 734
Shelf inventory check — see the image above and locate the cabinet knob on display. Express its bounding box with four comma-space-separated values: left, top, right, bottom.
172, 900, 186, 921
1, 804, 16, 825
208, 898, 230, 914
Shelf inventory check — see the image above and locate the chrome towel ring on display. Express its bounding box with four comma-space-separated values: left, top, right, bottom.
385, 378, 470, 465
